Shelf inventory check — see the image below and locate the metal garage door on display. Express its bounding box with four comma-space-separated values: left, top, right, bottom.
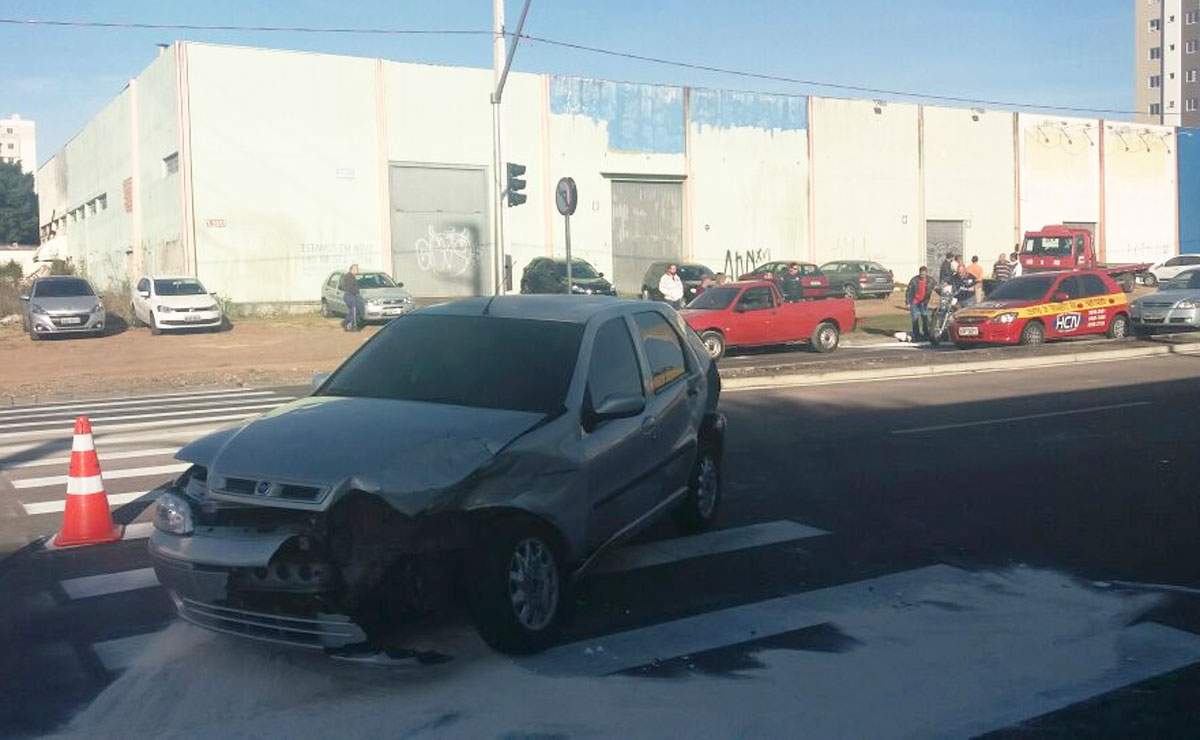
925, 220, 964, 273
611, 180, 683, 294
390, 164, 490, 298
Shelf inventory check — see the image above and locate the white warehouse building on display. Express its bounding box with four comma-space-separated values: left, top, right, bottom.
36, 41, 1184, 304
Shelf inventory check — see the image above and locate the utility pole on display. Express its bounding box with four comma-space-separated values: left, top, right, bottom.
490, 0, 532, 295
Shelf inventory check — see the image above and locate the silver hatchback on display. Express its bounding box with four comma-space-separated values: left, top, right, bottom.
19, 276, 105, 340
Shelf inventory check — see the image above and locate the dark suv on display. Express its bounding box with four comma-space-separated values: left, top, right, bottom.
818, 260, 895, 299
640, 262, 716, 302
520, 257, 616, 296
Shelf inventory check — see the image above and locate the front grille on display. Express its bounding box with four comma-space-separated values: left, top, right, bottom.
1141, 301, 1175, 309
173, 596, 365, 649
50, 313, 91, 326
956, 316, 987, 325
216, 476, 328, 503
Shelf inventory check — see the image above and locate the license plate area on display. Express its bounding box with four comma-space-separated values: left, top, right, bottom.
58, 317, 82, 326
957, 326, 979, 337
184, 314, 205, 322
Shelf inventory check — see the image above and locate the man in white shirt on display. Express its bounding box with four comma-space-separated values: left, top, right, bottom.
658, 263, 685, 308
1009, 250, 1023, 278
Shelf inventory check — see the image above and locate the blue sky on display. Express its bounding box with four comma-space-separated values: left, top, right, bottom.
0, 0, 1133, 163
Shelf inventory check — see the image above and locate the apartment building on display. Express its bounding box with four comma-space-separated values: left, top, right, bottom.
1136, 0, 1200, 125
0, 114, 37, 176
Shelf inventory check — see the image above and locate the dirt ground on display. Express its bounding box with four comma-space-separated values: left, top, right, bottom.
0, 313, 380, 403
0, 285, 1153, 404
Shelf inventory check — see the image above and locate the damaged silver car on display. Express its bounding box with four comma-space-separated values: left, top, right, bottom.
149, 296, 725, 654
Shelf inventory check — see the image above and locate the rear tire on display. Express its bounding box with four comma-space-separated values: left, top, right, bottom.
1019, 321, 1045, 346
1119, 275, 1135, 294
129, 305, 143, 328
1107, 313, 1129, 339
811, 321, 840, 353
673, 445, 722, 532
842, 284, 858, 300
320, 300, 333, 318
467, 518, 565, 655
700, 330, 725, 361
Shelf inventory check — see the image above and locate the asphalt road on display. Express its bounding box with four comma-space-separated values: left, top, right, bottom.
3, 356, 1200, 737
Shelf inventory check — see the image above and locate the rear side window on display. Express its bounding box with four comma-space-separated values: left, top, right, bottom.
1076, 274, 1109, 297
1056, 276, 1083, 300
634, 312, 688, 393
738, 287, 775, 311
586, 318, 644, 409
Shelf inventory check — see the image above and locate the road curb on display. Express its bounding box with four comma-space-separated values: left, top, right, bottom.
721, 342, 1200, 391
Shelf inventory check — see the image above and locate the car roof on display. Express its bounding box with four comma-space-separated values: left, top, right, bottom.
34, 275, 90, 282
421, 295, 641, 323
146, 275, 201, 281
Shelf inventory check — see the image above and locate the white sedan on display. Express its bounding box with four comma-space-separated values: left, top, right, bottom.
131, 275, 224, 334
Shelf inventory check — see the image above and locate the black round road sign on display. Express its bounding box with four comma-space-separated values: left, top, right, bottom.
555, 177, 578, 217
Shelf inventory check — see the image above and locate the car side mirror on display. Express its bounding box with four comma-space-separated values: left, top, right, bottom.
598, 272, 605, 278
1053, 292, 1069, 302
139, 290, 150, 298
312, 371, 331, 391
592, 393, 645, 422
19, 293, 29, 301
396, 282, 404, 288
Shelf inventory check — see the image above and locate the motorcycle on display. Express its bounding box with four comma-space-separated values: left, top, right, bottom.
929, 284, 959, 346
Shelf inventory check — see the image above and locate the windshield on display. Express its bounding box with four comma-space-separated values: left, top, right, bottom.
321, 315, 582, 414
355, 273, 397, 289
553, 261, 600, 279
985, 275, 1055, 302
153, 278, 207, 296
677, 265, 714, 281
686, 286, 738, 310
1024, 236, 1076, 258
33, 279, 94, 298
1163, 269, 1200, 291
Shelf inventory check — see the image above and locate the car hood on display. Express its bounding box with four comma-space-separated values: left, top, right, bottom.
32, 296, 99, 312
177, 396, 546, 510
968, 299, 1037, 311
153, 294, 217, 309
680, 308, 725, 322
360, 286, 412, 301
1134, 289, 1200, 304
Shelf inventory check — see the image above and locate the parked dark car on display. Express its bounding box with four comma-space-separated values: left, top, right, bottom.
520, 257, 616, 296
818, 260, 895, 299
737, 261, 830, 299
640, 262, 716, 302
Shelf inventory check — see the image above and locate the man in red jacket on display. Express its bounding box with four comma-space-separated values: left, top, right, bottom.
905, 266, 934, 341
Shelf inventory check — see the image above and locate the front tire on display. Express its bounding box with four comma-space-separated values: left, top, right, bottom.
1107, 313, 1129, 339
700, 330, 725, 361
641, 288, 651, 301
1143, 273, 1158, 288
1019, 321, 1045, 346
468, 519, 564, 654
811, 321, 840, 353
129, 305, 143, 328
149, 313, 162, 336
842, 284, 858, 300
673, 446, 722, 532
320, 299, 333, 318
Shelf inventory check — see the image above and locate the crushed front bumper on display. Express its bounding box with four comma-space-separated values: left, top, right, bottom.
149, 526, 366, 649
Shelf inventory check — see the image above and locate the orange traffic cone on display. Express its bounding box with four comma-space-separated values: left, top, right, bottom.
51, 416, 122, 548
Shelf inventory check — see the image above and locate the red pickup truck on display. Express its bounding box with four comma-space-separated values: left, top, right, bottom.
1021, 225, 1152, 293
682, 281, 856, 360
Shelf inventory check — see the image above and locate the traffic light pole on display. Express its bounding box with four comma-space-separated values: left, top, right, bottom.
490, 0, 532, 296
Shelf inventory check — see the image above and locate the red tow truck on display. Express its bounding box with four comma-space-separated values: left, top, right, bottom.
1021, 225, 1152, 293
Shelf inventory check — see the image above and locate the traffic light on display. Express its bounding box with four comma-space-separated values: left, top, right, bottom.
506, 162, 527, 207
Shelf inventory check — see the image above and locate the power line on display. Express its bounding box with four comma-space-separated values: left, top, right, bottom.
0, 18, 490, 36
517, 33, 1144, 117
0, 16, 1145, 117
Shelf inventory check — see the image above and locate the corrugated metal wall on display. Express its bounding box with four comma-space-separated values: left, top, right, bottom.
610, 180, 683, 293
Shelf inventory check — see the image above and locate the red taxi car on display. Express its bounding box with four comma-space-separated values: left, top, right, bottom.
682, 280, 855, 359
951, 270, 1130, 347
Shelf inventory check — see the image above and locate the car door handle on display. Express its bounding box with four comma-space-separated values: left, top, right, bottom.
641, 415, 659, 437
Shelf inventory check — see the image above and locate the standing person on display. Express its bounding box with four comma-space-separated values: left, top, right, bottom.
714, 272, 730, 285
695, 274, 714, 298
905, 266, 934, 341
952, 263, 978, 309
967, 255, 985, 302
1010, 250, 1023, 278
992, 252, 1012, 282
939, 253, 957, 286
339, 264, 363, 332
658, 263, 685, 309
778, 262, 803, 302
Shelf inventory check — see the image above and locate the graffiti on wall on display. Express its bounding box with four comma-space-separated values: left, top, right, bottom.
724, 248, 772, 277
415, 225, 479, 277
